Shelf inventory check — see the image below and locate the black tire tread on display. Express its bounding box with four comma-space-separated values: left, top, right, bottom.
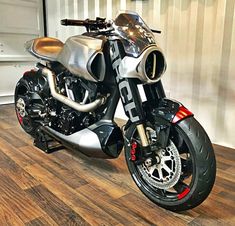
172, 117, 216, 211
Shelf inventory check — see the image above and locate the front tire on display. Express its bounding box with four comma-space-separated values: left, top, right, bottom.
124, 117, 216, 212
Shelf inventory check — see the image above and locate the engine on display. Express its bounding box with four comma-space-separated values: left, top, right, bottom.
23, 68, 102, 136
53, 105, 97, 135
49, 73, 100, 135
56, 106, 81, 135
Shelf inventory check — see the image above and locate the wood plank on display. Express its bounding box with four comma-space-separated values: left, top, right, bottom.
52, 150, 139, 195
193, 196, 235, 226
25, 216, 58, 226
6, 126, 34, 146
0, 200, 25, 226
0, 171, 45, 224
25, 185, 89, 226
20, 145, 131, 199
0, 129, 27, 148
113, 193, 187, 226
189, 213, 227, 226
0, 148, 40, 189
214, 144, 235, 161
215, 176, 235, 193
19, 146, 88, 189
23, 163, 122, 226
78, 184, 155, 226
78, 183, 189, 225
0, 136, 34, 168
209, 191, 235, 208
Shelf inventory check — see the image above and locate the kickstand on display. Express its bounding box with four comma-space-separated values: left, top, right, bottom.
34, 128, 63, 153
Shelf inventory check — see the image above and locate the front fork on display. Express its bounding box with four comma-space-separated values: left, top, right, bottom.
117, 78, 167, 147
110, 40, 164, 156
117, 79, 166, 164
114, 74, 152, 149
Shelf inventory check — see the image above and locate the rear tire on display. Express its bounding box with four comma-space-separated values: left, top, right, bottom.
15, 77, 39, 137
124, 117, 216, 211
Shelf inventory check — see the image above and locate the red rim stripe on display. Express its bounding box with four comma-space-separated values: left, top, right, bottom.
17, 112, 23, 125
177, 187, 190, 200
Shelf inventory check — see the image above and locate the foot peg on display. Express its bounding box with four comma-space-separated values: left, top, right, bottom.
34, 128, 63, 153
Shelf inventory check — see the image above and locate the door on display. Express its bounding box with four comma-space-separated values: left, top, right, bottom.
0, 0, 44, 104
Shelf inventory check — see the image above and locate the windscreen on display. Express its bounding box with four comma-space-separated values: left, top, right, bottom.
114, 12, 156, 57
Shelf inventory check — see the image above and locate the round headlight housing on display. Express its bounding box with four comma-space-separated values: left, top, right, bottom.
144, 50, 166, 81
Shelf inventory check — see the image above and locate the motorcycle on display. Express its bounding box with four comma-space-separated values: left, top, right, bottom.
15, 11, 216, 211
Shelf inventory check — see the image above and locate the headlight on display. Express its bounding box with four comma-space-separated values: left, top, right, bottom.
118, 46, 166, 84
144, 50, 166, 81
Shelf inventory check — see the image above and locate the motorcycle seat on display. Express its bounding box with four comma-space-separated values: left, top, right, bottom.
25, 37, 64, 61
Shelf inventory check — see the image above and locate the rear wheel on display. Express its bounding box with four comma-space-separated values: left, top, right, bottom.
124, 117, 216, 211
15, 78, 39, 136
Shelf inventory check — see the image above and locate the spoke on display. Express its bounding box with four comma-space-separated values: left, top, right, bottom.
163, 164, 172, 174
157, 168, 164, 180
148, 165, 156, 175
162, 156, 172, 161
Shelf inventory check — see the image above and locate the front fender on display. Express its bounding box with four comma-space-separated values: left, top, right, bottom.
172, 105, 194, 124
152, 98, 193, 124
124, 98, 193, 131
149, 98, 193, 148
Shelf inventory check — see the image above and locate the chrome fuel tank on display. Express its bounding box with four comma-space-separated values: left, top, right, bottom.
57, 35, 106, 82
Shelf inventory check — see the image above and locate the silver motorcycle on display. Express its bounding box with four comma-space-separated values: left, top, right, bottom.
15, 11, 216, 211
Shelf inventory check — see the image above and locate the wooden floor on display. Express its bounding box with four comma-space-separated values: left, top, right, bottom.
0, 104, 234, 226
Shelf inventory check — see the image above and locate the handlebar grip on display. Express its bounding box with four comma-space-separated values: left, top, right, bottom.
61, 19, 85, 26
151, 29, 161, 34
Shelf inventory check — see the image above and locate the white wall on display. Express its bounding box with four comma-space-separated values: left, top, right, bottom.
0, 0, 44, 104
45, 0, 235, 149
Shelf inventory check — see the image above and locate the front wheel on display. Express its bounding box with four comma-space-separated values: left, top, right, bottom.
124, 117, 216, 212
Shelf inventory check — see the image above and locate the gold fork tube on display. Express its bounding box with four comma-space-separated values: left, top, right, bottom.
136, 124, 149, 147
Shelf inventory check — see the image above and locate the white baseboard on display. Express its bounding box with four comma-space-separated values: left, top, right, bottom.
0, 94, 14, 105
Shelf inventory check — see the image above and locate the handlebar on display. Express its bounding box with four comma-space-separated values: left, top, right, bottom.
61, 19, 86, 26
61, 18, 111, 32
61, 18, 161, 34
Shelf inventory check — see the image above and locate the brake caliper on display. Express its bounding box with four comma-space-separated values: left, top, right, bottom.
130, 141, 138, 161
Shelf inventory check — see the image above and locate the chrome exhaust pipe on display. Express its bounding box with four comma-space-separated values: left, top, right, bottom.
40, 67, 106, 112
